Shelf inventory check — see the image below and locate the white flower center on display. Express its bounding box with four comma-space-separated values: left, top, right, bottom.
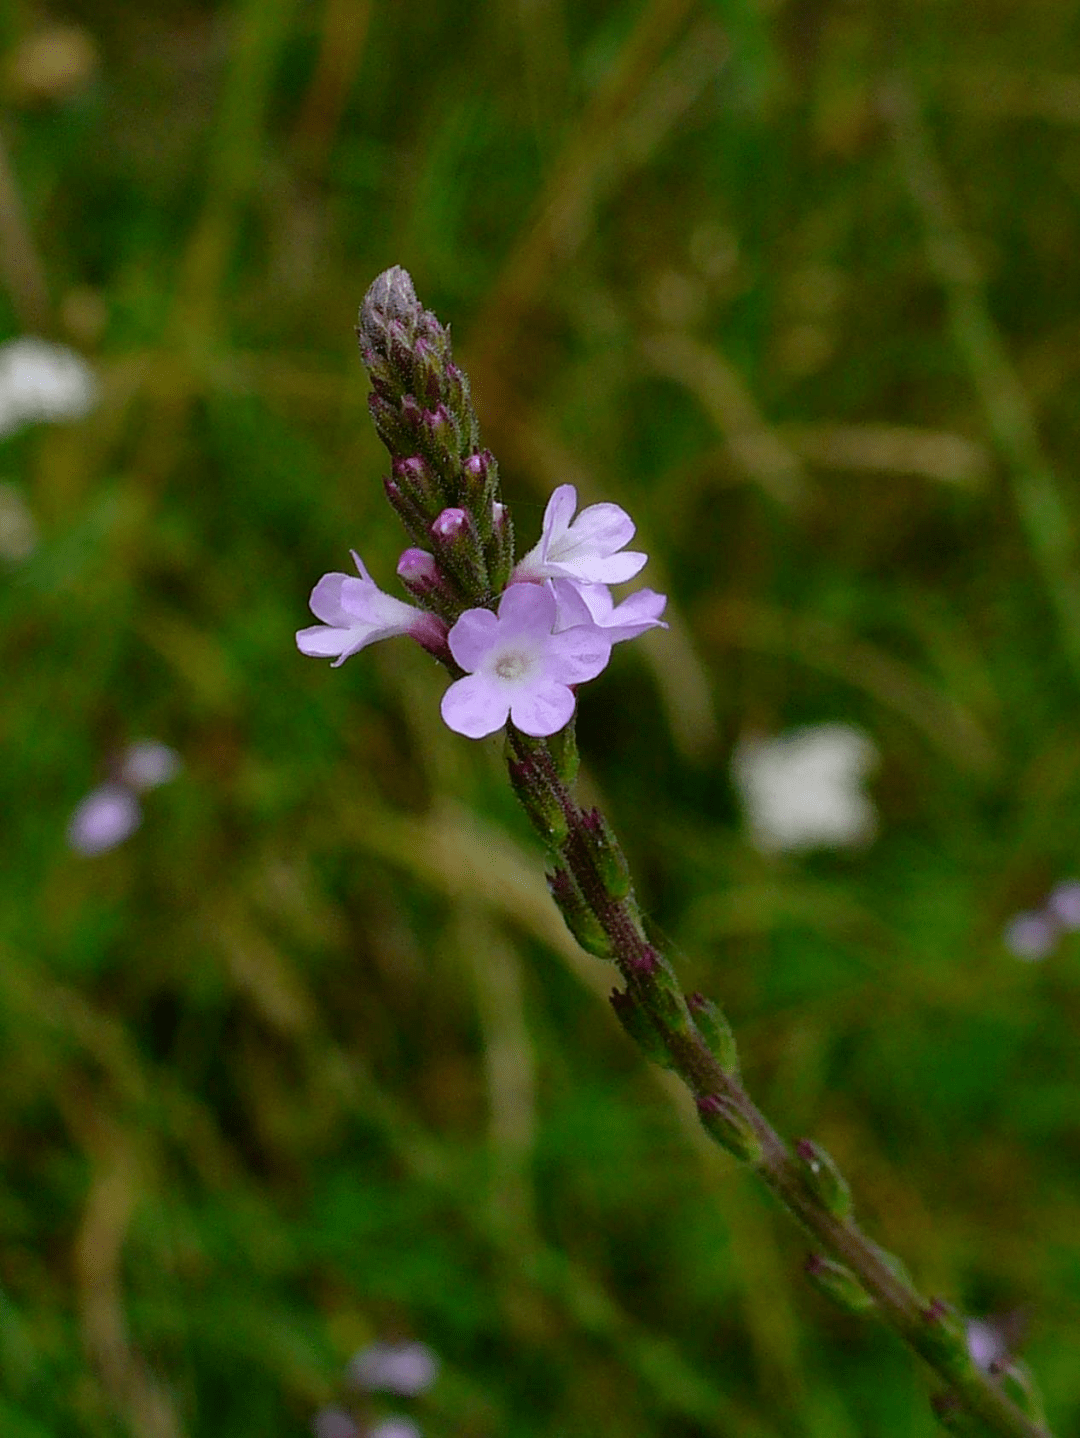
494, 648, 530, 681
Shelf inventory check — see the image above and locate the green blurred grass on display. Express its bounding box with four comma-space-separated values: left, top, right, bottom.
2, 1, 1079, 1434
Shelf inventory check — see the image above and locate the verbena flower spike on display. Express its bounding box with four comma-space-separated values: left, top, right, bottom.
298, 267, 1052, 1438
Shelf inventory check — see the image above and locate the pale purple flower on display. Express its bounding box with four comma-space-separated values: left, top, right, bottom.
349, 1341, 438, 1396
67, 783, 141, 855
512, 484, 646, 585
551, 577, 668, 643
441, 582, 611, 739
297, 551, 444, 666
966, 1318, 1010, 1372
1046, 880, 1080, 930
119, 740, 181, 792
1003, 911, 1056, 961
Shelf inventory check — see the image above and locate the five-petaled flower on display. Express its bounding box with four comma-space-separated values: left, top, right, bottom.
297, 551, 446, 666
441, 582, 611, 738
512, 484, 646, 585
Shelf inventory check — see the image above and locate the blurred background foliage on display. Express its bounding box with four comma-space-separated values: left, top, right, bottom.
1, 0, 1079, 1434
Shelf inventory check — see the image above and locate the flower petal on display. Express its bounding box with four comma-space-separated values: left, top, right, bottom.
510, 680, 576, 737
447, 607, 500, 671
553, 549, 647, 584
497, 579, 557, 638
546, 626, 612, 683
558, 501, 635, 559
308, 573, 355, 626
540, 485, 578, 553
297, 624, 351, 658
440, 672, 510, 738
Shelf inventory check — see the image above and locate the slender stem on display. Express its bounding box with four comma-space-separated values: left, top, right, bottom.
507, 726, 1051, 1438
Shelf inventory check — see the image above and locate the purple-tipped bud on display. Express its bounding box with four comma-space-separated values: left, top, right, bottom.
920, 1298, 977, 1381
368, 392, 412, 455
687, 992, 739, 1073
383, 477, 430, 544
625, 945, 692, 1035
488, 500, 515, 589
547, 864, 613, 957
696, 1093, 763, 1163
423, 402, 461, 462
609, 987, 675, 1068
794, 1137, 853, 1219
431, 507, 469, 542
397, 547, 439, 584
396, 546, 460, 621
412, 337, 442, 405
428, 506, 488, 600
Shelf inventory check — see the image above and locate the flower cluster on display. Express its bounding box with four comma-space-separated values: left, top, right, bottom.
298, 484, 666, 738
297, 267, 665, 739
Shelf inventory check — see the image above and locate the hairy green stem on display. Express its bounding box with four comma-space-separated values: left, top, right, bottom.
506, 725, 1051, 1438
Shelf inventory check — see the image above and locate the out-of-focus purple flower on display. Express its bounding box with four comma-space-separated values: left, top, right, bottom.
67, 784, 141, 855
1046, 880, 1080, 930
297, 551, 446, 667
512, 484, 646, 586
312, 1408, 361, 1438
119, 740, 181, 792
551, 577, 668, 643
348, 1340, 439, 1397
441, 582, 610, 739
0, 337, 98, 438
1003, 911, 1057, 962
368, 1420, 422, 1438
966, 1318, 1010, 1372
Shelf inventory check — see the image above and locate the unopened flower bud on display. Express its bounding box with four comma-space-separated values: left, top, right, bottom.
696, 1093, 763, 1163
411, 336, 443, 406
383, 477, 430, 545
423, 402, 462, 468
385, 318, 415, 381
443, 362, 478, 448
794, 1138, 853, 1220
429, 506, 488, 599
545, 721, 579, 787
804, 1253, 875, 1315
580, 807, 632, 901
920, 1299, 977, 1382
610, 987, 675, 1068
508, 755, 569, 848
686, 992, 739, 1073
395, 547, 459, 620
625, 946, 691, 1035
548, 865, 613, 958
358, 266, 419, 356
488, 500, 515, 590
369, 392, 413, 456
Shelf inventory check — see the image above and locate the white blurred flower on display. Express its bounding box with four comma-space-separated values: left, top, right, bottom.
119, 740, 181, 791
66, 784, 141, 855
368, 1422, 421, 1438
348, 1341, 439, 1397
732, 723, 878, 853
0, 337, 98, 439
0, 482, 37, 561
